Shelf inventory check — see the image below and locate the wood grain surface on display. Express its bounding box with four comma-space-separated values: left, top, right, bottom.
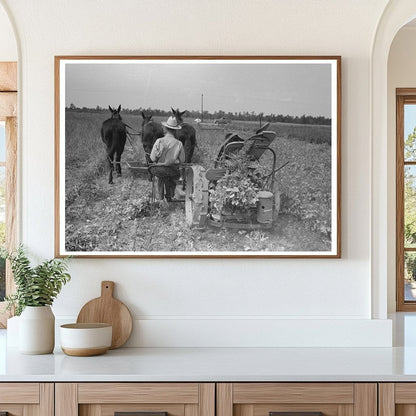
233, 383, 354, 404
0, 92, 16, 121
379, 383, 394, 416
0, 383, 39, 403
55, 383, 78, 416
76, 281, 133, 348
77, 383, 199, 404
354, 383, 377, 416
0, 62, 17, 91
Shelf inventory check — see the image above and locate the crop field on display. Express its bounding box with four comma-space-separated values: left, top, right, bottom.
64, 110, 333, 253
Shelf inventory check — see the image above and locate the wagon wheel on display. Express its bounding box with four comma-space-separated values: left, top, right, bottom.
185, 165, 209, 228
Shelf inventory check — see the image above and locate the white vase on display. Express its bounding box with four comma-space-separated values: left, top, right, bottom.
19, 306, 55, 354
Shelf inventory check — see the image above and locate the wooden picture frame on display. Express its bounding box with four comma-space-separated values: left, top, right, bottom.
55, 56, 341, 258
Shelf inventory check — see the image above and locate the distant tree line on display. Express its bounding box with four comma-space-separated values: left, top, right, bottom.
67, 104, 331, 126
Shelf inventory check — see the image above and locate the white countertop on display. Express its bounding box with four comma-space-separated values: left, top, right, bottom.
2, 313, 416, 382
2, 346, 416, 382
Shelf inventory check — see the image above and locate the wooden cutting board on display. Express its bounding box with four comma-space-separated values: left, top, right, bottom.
76, 281, 133, 349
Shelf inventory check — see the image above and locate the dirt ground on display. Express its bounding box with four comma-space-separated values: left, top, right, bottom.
65, 170, 330, 253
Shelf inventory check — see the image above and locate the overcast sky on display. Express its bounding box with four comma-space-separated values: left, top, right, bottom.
64, 60, 333, 117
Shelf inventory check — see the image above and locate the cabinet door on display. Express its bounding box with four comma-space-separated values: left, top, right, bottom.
379, 383, 416, 416
0, 383, 53, 416
55, 383, 215, 416
217, 383, 377, 416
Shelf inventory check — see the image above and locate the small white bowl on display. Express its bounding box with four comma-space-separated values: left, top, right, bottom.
60, 323, 112, 356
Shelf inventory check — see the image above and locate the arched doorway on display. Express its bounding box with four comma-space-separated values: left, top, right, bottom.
371, 1, 416, 318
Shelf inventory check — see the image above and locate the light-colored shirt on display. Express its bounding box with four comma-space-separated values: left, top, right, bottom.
150, 132, 185, 165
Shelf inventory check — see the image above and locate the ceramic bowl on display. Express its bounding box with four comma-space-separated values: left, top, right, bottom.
60, 323, 112, 356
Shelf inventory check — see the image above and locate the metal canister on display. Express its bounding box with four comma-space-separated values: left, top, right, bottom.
257, 191, 274, 224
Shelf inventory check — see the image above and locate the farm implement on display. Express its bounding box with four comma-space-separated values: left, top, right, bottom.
121, 122, 282, 231
183, 124, 282, 230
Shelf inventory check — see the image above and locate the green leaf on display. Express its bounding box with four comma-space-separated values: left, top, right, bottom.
5, 245, 71, 315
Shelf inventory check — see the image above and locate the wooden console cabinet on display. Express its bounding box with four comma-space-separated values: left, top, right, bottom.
4, 381, 416, 416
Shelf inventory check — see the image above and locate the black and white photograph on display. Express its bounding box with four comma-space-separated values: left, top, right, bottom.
55, 56, 341, 257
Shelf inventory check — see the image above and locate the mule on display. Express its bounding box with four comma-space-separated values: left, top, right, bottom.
141, 111, 164, 180
171, 107, 196, 163
100, 105, 127, 184
141, 111, 164, 165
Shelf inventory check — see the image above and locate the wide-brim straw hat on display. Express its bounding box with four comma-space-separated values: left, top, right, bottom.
162, 116, 182, 130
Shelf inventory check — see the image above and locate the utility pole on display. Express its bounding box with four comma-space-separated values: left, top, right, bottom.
201, 94, 204, 122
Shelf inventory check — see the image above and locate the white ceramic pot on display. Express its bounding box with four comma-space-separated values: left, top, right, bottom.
19, 306, 55, 354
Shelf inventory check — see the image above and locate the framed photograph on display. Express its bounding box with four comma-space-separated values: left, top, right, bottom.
55, 56, 341, 258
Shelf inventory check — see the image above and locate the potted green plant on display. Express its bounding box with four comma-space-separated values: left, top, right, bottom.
4, 246, 71, 354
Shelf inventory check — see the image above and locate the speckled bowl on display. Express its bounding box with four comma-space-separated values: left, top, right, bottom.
60, 323, 112, 357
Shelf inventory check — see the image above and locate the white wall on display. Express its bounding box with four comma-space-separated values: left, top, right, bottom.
0, 0, 394, 347
387, 26, 416, 312
0, 3, 16, 61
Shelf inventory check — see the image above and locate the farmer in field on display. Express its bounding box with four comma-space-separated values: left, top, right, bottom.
150, 116, 185, 202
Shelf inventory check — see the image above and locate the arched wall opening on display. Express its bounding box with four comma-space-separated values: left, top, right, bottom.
387, 19, 416, 313
372, 0, 416, 318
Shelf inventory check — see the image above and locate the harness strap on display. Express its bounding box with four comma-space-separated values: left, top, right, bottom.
122, 122, 141, 135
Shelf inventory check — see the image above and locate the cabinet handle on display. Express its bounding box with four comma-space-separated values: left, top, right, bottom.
115, 412, 168, 416
270, 413, 323, 416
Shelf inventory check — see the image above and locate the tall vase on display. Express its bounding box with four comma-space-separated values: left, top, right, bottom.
19, 306, 55, 354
